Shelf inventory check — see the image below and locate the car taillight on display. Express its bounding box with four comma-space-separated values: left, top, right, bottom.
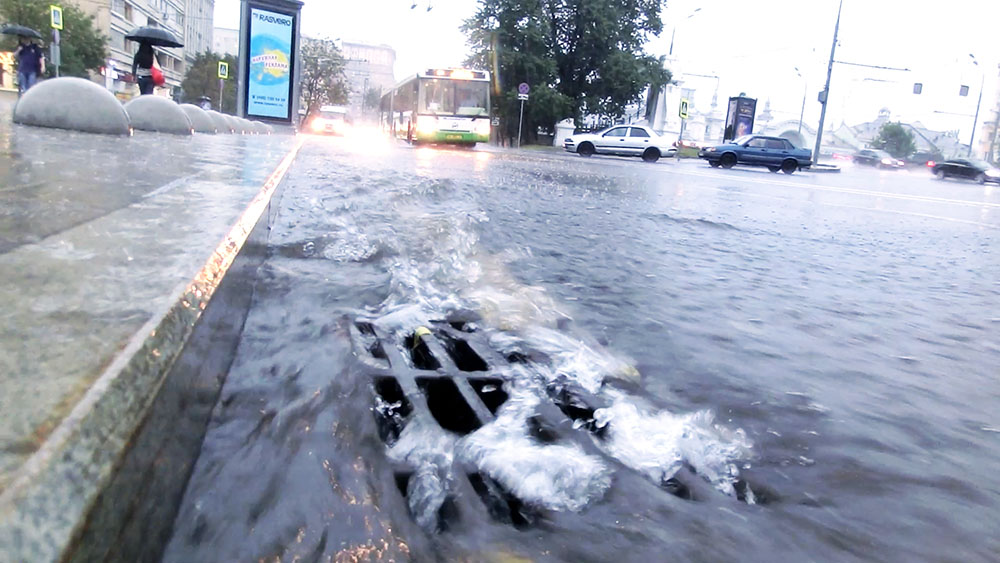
926, 160, 935, 167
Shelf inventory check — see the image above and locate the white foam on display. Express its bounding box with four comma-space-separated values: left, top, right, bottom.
458, 387, 612, 511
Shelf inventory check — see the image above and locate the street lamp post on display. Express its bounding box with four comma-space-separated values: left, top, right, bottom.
813, 0, 844, 165
968, 54, 984, 157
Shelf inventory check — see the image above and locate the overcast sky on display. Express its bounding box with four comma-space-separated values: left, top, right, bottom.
216, 0, 1000, 139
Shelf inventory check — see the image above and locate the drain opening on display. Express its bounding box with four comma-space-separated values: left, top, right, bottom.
468, 473, 536, 529
435, 331, 489, 372
373, 376, 412, 445
734, 479, 774, 505
355, 322, 387, 361
505, 351, 530, 364
394, 472, 412, 496
526, 416, 559, 444
661, 477, 692, 500
468, 378, 509, 415
550, 388, 606, 438
404, 331, 441, 370
416, 377, 482, 435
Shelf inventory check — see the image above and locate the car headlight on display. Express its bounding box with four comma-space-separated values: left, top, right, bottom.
474, 119, 490, 136
986, 169, 1000, 177
311, 118, 326, 131
881, 157, 892, 165
416, 115, 438, 135
703, 147, 716, 152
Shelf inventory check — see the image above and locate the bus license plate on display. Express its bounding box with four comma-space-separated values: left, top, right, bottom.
446, 134, 462, 140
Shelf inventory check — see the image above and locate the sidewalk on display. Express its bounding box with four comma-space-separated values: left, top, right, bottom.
0, 96, 299, 558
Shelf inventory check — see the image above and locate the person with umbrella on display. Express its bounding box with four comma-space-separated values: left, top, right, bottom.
2, 25, 45, 96
126, 26, 183, 96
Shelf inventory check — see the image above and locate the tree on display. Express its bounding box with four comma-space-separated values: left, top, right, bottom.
872, 122, 917, 159
0, 0, 105, 78
299, 38, 349, 116
180, 51, 237, 112
463, 0, 671, 144
363, 86, 381, 113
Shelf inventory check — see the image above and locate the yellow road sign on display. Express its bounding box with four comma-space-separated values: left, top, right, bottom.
679, 98, 689, 120
50, 5, 63, 30
218, 61, 229, 79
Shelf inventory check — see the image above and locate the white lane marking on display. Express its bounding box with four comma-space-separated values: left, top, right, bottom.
673, 167, 1000, 209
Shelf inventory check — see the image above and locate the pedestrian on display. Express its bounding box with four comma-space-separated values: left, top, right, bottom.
13, 35, 45, 96
132, 42, 156, 95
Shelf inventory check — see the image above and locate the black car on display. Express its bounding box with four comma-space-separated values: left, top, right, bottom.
931, 158, 1000, 184
853, 149, 904, 169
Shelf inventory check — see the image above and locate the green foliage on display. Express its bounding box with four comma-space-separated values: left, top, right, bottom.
872, 121, 917, 159
463, 0, 671, 143
300, 38, 349, 115
180, 51, 237, 112
363, 86, 381, 113
0, 0, 106, 77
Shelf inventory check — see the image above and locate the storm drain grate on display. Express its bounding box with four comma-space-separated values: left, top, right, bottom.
351, 318, 763, 532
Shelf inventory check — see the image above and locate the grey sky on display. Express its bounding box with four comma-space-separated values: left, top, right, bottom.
216, 0, 999, 138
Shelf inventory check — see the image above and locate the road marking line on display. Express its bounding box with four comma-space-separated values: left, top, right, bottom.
674, 167, 1000, 209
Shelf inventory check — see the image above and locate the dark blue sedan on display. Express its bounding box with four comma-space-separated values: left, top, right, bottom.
699, 135, 813, 174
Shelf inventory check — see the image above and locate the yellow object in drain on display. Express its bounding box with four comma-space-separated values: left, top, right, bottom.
413, 326, 432, 339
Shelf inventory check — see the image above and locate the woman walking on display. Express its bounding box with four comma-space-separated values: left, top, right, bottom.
132, 42, 155, 95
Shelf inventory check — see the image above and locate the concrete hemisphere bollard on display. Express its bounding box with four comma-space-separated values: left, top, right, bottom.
251, 121, 269, 134
238, 118, 255, 134
204, 110, 233, 133
178, 104, 217, 134
224, 115, 243, 134
12, 77, 131, 135
123, 96, 193, 135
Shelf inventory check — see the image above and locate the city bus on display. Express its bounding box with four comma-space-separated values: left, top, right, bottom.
379, 68, 491, 145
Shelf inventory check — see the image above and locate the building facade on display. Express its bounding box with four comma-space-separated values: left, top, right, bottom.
213, 27, 239, 57
75, 0, 213, 99
340, 41, 395, 118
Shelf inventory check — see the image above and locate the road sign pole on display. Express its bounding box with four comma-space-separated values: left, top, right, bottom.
219, 78, 224, 112
517, 99, 525, 149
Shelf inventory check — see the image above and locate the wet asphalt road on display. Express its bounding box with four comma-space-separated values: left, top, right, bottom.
165, 134, 1000, 562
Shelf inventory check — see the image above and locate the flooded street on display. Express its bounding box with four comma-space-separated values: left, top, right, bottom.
165, 134, 1000, 562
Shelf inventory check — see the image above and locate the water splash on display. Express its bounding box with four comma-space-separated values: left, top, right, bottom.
458, 386, 612, 512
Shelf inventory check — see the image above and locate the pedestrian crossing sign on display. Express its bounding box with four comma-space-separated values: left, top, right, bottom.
50, 5, 63, 30
218, 61, 229, 79
679, 98, 689, 120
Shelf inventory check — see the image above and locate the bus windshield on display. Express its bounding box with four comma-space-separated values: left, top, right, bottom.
421, 79, 489, 116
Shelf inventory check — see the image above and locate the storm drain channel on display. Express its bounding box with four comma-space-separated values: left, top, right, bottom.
350, 318, 762, 532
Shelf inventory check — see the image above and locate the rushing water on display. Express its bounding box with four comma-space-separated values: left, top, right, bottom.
164, 136, 1000, 562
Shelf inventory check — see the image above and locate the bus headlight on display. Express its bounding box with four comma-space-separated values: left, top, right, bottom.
416, 115, 438, 135
474, 119, 490, 136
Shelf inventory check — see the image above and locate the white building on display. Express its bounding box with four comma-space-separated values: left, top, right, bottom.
213, 27, 239, 57
340, 41, 396, 118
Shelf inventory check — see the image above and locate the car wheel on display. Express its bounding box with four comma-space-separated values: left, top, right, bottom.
720, 153, 737, 169
976, 172, 986, 184
781, 159, 798, 174
709, 160, 720, 168
577, 142, 595, 157
642, 148, 660, 163
767, 166, 780, 173
935, 169, 946, 180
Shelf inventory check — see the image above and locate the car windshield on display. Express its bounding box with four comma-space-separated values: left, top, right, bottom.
319, 111, 346, 121
732, 135, 753, 145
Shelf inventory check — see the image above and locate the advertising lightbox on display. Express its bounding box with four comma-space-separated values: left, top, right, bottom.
245, 5, 296, 121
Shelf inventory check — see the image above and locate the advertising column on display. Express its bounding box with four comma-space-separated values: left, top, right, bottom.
238, 0, 303, 124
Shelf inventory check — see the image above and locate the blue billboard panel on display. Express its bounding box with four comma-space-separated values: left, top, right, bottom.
246, 7, 294, 120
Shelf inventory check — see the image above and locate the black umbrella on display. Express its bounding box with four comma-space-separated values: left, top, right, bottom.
125, 26, 183, 48
1, 24, 43, 39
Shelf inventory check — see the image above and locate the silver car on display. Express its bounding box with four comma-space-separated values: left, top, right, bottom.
564, 124, 677, 163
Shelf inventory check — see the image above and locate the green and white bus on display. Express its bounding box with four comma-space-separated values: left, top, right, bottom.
379, 68, 491, 145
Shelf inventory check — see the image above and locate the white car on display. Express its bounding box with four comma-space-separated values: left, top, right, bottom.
564, 124, 678, 162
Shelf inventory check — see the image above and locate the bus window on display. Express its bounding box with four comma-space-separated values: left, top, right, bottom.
454, 81, 488, 116
422, 79, 455, 114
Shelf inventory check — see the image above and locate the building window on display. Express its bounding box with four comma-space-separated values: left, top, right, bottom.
111, 30, 125, 51
124, 3, 133, 22
111, 0, 125, 14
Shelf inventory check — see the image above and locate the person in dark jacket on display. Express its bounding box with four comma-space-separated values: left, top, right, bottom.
132, 42, 155, 95
14, 36, 45, 96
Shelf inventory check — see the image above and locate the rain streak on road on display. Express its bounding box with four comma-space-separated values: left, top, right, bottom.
164, 132, 1000, 562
